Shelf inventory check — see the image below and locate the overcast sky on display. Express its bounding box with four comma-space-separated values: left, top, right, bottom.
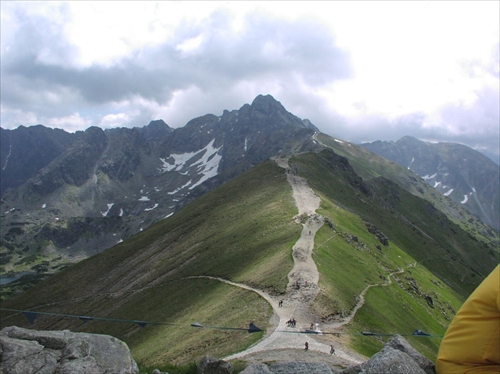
1, 1, 499, 160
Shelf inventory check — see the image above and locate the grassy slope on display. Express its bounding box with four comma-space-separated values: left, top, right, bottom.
315, 133, 500, 246
1, 150, 497, 366
290, 150, 497, 359
1, 160, 299, 366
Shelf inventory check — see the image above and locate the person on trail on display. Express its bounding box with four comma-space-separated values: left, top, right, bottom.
279, 300, 283, 308
305, 342, 309, 351
330, 345, 336, 355
436, 264, 499, 374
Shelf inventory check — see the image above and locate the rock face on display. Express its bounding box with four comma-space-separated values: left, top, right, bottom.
0, 326, 139, 374
197, 355, 234, 374
340, 335, 436, 374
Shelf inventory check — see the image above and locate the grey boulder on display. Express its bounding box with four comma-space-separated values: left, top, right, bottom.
0, 326, 139, 374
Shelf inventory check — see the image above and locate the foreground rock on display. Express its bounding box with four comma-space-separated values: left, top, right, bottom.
340, 335, 435, 374
197, 355, 234, 374
0, 326, 139, 374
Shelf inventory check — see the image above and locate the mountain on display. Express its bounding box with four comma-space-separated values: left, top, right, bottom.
1, 149, 498, 369
0, 95, 319, 285
361, 136, 500, 231
0, 125, 78, 195
1, 96, 498, 369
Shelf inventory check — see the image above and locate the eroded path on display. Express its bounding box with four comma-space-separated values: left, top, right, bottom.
192, 157, 408, 366
220, 157, 363, 365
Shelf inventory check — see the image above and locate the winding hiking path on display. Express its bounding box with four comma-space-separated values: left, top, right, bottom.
220, 157, 364, 365
192, 157, 417, 367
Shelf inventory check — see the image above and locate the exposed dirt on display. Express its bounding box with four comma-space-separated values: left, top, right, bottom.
192, 157, 393, 369
211, 157, 367, 368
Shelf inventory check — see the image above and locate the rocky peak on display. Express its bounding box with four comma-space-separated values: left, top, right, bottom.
250, 94, 286, 113
139, 120, 172, 142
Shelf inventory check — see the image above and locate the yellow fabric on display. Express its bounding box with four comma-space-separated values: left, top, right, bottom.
436, 264, 500, 374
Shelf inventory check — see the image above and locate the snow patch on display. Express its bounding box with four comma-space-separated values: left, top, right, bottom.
101, 203, 114, 217
144, 203, 159, 211
168, 181, 192, 195
2, 144, 12, 170
422, 173, 437, 180
138, 196, 150, 201
461, 194, 472, 204
161, 139, 223, 193
444, 189, 454, 197
408, 157, 415, 170
433, 181, 441, 188
165, 212, 174, 219
117, 239, 123, 244
42, 204, 47, 209
119, 208, 124, 217
188, 139, 223, 190
334, 139, 343, 144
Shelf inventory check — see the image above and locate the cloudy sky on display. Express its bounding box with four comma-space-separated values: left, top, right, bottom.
1, 1, 499, 161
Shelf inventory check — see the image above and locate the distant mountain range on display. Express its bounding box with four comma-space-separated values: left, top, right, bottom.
361, 137, 499, 231
1, 95, 320, 276
0, 95, 498, 287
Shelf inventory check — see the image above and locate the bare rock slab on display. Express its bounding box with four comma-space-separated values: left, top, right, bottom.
0, 326, 139, 374
340, 335, 435, 374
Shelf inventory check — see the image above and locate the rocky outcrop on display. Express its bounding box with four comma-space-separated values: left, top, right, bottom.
340, 335, 435, 374
197, 355, 234, 374
0, 326, 138, 374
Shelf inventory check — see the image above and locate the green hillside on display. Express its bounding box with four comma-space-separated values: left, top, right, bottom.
289, 150, 498, 358
1, 151, 497, 369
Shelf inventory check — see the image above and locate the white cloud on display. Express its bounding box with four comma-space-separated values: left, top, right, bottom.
47, 113, 92, 131
0, 1, 498, 158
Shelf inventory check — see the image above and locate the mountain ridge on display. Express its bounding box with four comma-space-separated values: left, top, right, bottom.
1, 150, 497, 369
361, 136, 500, 230
1, 95, 497, 300
0, 95, 320, 285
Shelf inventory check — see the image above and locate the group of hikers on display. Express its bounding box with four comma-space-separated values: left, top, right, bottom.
286, 318, 297, 327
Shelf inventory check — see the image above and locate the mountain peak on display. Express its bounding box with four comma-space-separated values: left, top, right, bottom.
251, 94, 284, 111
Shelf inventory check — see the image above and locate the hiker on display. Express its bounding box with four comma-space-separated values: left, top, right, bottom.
305, 342, 309, 351
278, 300, 283, 308
436, 264, 499, 373
310, 322, 314, 330
330, 345, 336, 355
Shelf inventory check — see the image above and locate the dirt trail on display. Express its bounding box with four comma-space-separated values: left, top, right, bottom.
220, 157, 364, 365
